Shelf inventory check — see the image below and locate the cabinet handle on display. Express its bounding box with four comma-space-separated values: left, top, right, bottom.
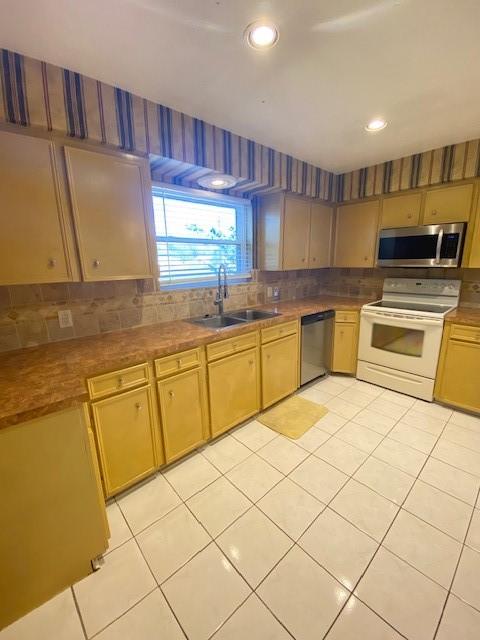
169, 390, 175, 399
431, 210, 437, 216
312, 257, 316, 261
407, 214, 412, 219
48, 258, 57, 268
233, 343, 238, 349
249, 359, 254, 365
176, 359, 181, 367
266, 354, 271, 359
118, 377, 124, 387
93, 259, 101, 268
301, 258, 306, 262
135, 402, 143, 410
364, 256, 368, 261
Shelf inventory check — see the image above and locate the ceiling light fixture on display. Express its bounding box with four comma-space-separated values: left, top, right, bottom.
365, 118, 388, 132
197, 174, 238, 190
245, 21, 279, 49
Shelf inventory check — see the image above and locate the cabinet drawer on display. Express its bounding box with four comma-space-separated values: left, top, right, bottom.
206, 331, 258, 362
335, 310, 358, 324
88, 363, 149, 400
449, 324, 480, 344
155, 347, 201, 379
261, 320, 298, 344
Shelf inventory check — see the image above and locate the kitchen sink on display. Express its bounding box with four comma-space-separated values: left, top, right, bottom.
229, 308, 281, 321
188, 308, 281, 329
189, 315, 246, 329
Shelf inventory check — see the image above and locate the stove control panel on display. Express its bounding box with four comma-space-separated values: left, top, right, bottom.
383, 278, 461, 297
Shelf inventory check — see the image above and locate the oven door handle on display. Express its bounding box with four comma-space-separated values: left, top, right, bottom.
361, 310, 443, 326
435, 228, 444, 265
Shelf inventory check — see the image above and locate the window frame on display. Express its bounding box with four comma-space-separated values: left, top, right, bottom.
151, 182, 253, 289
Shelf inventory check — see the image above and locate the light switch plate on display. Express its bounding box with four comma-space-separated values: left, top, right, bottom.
58, 309, 73, 328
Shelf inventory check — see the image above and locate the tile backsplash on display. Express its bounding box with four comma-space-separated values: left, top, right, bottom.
0, 270, 325, 353
1, 268, 479, 353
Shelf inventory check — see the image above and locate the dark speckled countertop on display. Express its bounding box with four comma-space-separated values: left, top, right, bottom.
0, 296, 371, 429
445, 306, 480, 327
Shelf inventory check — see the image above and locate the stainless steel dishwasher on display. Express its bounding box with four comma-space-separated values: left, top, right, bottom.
300, 310, 334, 385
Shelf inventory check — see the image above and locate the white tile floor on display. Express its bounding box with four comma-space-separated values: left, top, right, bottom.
3, 375, 480, 640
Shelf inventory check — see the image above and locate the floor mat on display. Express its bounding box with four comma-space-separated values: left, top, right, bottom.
257, 395, 328, 439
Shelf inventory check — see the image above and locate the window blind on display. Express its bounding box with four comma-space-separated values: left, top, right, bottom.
152, 186, 253, 287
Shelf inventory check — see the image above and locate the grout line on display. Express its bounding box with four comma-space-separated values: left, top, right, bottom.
432, 485, 480, 638
71, 587, 88, 640
87, 588, 159, 639
94, 379, 479, 640
321, 412, 453, 639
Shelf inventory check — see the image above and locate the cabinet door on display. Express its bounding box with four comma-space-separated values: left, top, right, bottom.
334, 201, 380, 267
381, 193, 421, 228
436, 339, 480, 413
423, 184, 473, 224
0, 408, 108, 629
467, 194, 480, 267
92, 386, 158, 496
158, 368, 208, 462
283, 197, 311, 269
332, 322, 358, 374
64, 146, 152, 280
0, 130, 72, 285
262, 334, 298, 408
208, 348, 260, 437
308, 203, 333, 267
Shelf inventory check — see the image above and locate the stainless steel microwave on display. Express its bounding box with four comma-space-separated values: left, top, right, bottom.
377, 223, 466, 267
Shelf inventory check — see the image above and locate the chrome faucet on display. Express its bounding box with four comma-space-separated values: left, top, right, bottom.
214, 263, 229, 316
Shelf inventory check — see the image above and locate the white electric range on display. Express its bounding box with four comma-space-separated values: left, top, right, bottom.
357, 278, 461, 401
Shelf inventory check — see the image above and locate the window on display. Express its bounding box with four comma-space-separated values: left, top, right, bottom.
152, 185, 253, 287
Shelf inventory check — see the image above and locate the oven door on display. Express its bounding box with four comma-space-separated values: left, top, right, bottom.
377, 223, 465, 267
358, 310, 444, 378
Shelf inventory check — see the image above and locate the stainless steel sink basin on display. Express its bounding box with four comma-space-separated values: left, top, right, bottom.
189, 315, 246, 329
189, 308, 281, 329
229, 308, 281, 321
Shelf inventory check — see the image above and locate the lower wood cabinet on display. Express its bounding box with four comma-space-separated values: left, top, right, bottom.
157, 367, 209, 463
0, 407, 108, 629
208, 346, 261, 437
91, 385, 160, 497
331, 312, 359, 374
435, 323, 480, 413
262, 333, 299, 409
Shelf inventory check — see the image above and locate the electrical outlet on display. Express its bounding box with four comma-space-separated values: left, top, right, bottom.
273, 287, 280, 300
267, 286, 273, 298
58, 309, 73, 328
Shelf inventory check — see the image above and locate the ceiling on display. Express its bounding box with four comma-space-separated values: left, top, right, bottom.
2, 0, 480, 173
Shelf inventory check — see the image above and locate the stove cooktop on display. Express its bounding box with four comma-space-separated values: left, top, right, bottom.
368, 300, 453, 314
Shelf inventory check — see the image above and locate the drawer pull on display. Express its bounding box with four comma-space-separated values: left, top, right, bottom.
431, 209, 437, 216
249, 359, 254, 365
177, 359, 182, 367
93, 259, 101, 267
118, 377, 124, 387
48, 257, 57, 268
169, 390, 175, 399
135, 402, 142, 410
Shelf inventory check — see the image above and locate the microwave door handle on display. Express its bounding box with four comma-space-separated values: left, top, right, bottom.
435, 228, 444, 264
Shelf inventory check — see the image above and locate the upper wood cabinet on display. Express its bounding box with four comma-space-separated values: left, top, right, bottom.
283, 197, 310, 269
64, 146, 154, 281
0, 130, 77, 285
423, 184, 473, 224
308, 203, 334, 267
333, 200, 380, 267
466, 191, 480, 268
257, 192, 333, 270
380, 192, 422, 228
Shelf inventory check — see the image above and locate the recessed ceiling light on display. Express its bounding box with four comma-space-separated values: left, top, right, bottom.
197, 174, 238, 190
365, 119, 388, 132
245, 21, 279, 49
